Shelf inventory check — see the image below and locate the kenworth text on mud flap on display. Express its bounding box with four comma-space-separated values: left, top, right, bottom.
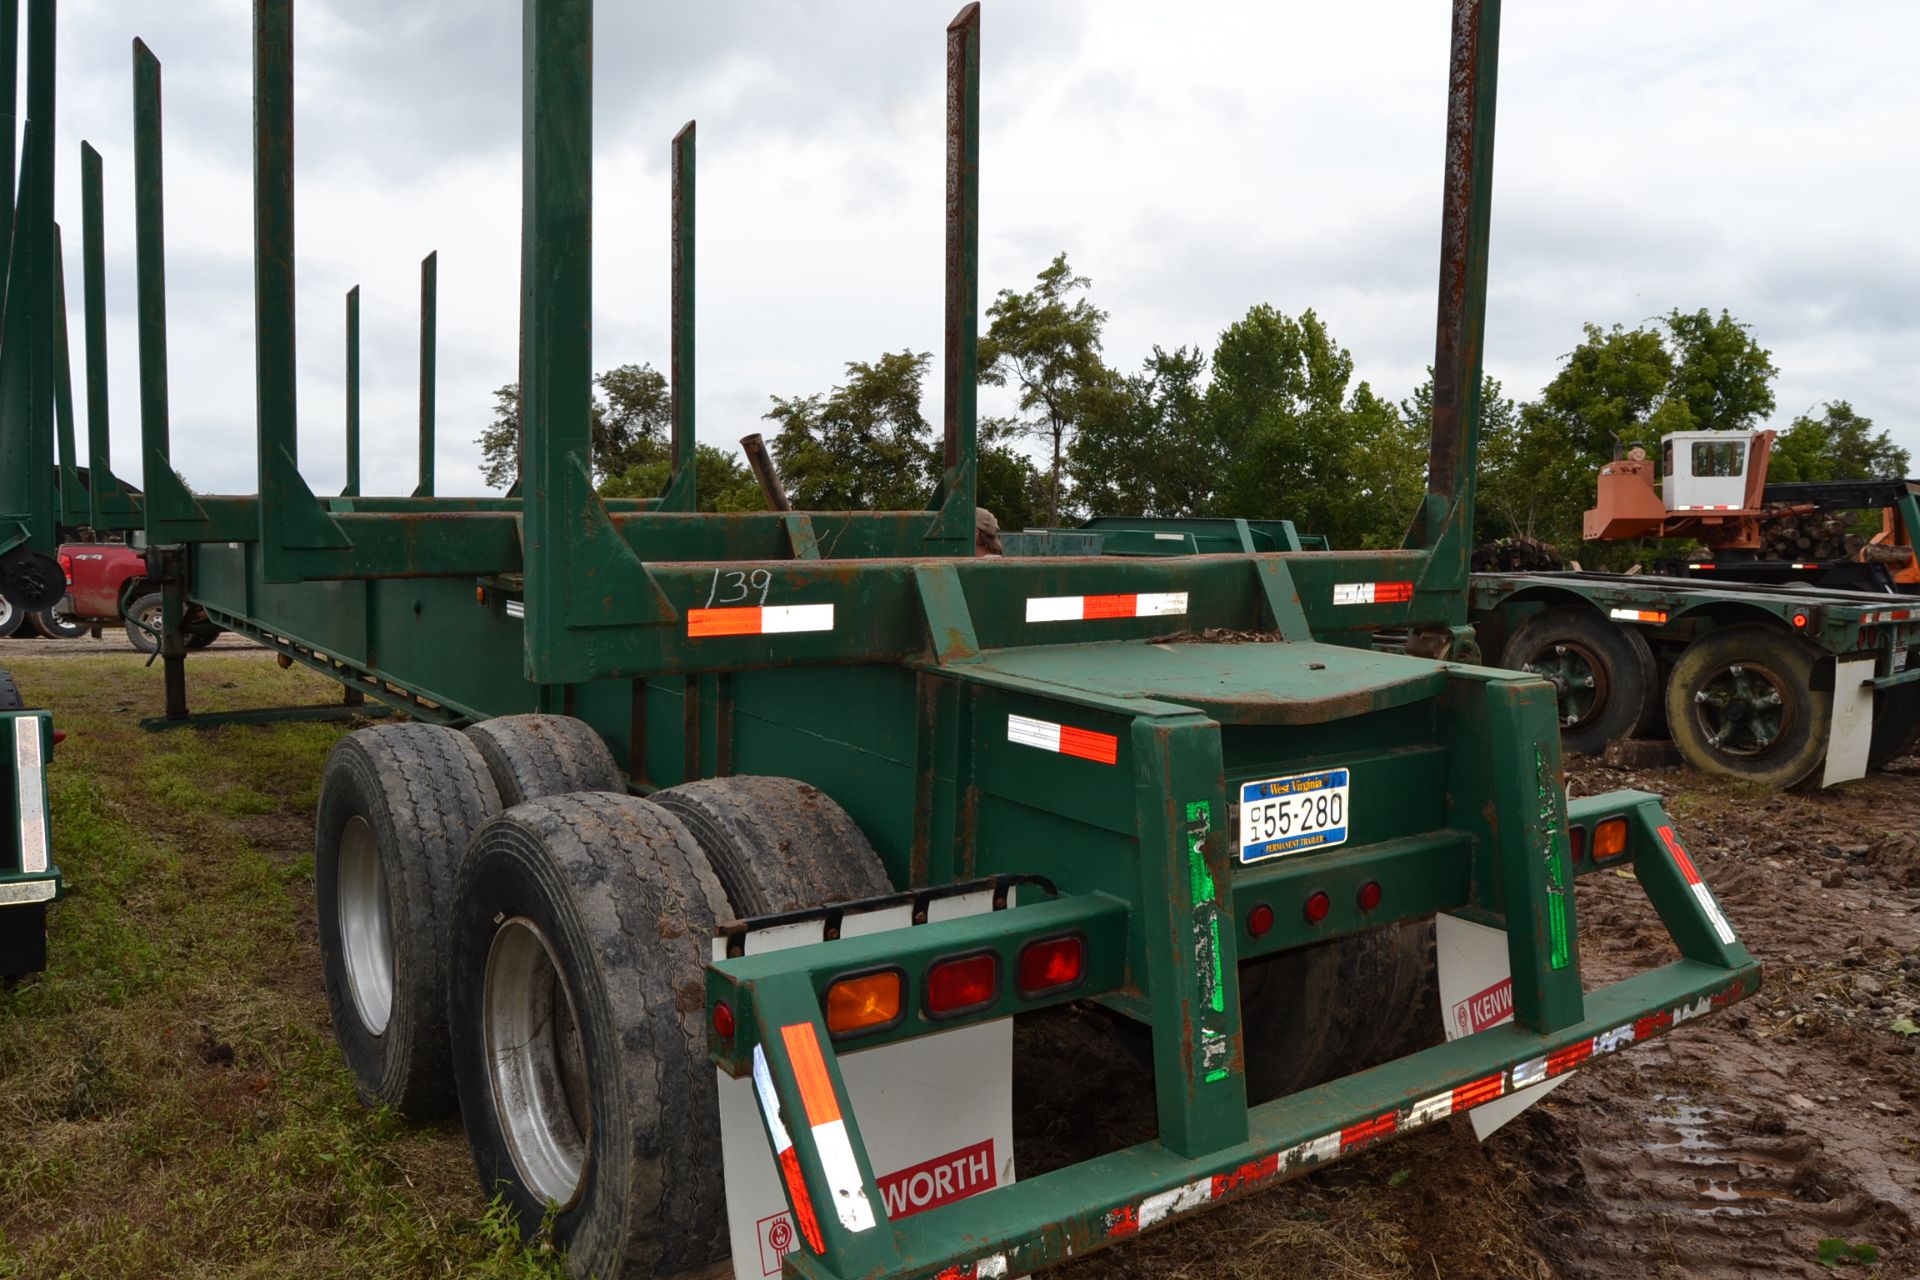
22, 1, 1762, 1276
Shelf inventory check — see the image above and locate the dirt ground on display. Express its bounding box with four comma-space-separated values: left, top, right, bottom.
2, 644, 1916, 1278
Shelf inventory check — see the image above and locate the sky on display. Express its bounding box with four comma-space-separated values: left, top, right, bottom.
38, 1, 1920, 501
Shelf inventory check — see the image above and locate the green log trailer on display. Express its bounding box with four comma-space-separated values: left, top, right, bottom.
6, 2, 1763, 1276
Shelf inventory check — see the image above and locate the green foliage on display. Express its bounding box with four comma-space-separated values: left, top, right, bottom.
1662, 307, 1778, 435
982, 253, 1125, 524
1769, 400, 1911, 483
1815, 1238, 1881, 1267
475, 363, 673, 490
767, 351, 938, 511
1067, 345, 1219, 519
1209, 306, 1423, 549
600, 444, 764, 513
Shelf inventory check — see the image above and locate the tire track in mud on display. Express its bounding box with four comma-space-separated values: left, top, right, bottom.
1521, 759, 1920, 1280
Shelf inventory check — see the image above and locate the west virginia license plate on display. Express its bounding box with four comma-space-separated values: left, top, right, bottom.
1237, 767, 1350, 864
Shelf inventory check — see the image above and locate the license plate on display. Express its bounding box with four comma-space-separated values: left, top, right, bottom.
1237, 767, 1350, 864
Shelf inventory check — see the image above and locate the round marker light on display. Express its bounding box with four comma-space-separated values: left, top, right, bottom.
1247, 902, 1276, 938
1357, 881, 1382, 912
1792, 612, 1808, 628
711, 1001, 735, 1040
1304, 891, 1331, 925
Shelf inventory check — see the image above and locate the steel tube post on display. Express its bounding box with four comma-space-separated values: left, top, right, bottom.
131, 39, 183, 533
51, 225, 85, 527
928, 2, 980, 548
656, 122, 697, 512
0, 0, 57, 561
413, 251, 435, 497
1418, 0, 1501, 594
0, 0, 15, 256
343, 286, 360, 496
81, 142, 134, 529
254, 0, 300, 529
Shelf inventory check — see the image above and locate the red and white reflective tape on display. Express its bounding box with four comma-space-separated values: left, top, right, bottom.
778, 1022, 877, 1234
1865, 607, 1914, 624
688, 603, 834, 638
1675, 504, 1737, 511
751, 1045, 827, 1255
933, 1257, 1010, 1280
1657, 824, 1737, 945
1608, 607, 1669, 624
1332, 581, 1414, 606
1790, 563, 1820, 571
1094, 976, 1749, 1248
1007, 714, 1119, 765
1025, 592, 1187, 623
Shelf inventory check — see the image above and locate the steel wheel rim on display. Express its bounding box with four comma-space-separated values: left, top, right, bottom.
484, 917, 591, 1208
1522, 639, 1608, 729
0, 595, 13, 629
1691, 661, 1793, 757
337, 815, 395, 1035
140, 603, 163, 632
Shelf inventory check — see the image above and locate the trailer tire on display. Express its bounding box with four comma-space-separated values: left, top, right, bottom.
1240, 920, 1439, 1103
1666, 624, 1830, 789
1867, 677, 1920, 771
124, 591, 164, 654
28, 607, 87, 640
315, 723, 501, 1118
184, 622, 221, 649
466, 714, 624, 807
654, 775, 892, 914
449, 792, 732, 1279
1500, 608, 1659, 754
0, 592, 24, 639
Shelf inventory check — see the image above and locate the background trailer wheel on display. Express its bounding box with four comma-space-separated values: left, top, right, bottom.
466, 713, 625, 807
654, 775, 892, 913
449, 792, 733, 1280
0, 592, 25, 639
124, 590, 164, 654
1499, 608, 1659, 755
27, 607, 85, 640
314, 723, 501, 1117
1665, 624, 1832, 789
1867, 676, 1920, 771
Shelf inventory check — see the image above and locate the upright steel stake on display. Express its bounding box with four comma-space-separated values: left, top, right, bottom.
51, 225, 84, 527
343, 286, 360, 497
81, 141, 137, 529
1420, 0, 1501, 593
254, 0, 298, 513
413, 251, 435, 497
0, 0, 17, 263
929, 2, 980, 548
657, 122, 697, 512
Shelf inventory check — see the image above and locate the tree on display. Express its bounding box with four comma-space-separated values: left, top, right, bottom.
600, 443, 765, 513
765, 351, 938, 511
475, 362, 675, 489
1769, 400, 1910, 483
1066, 345, 1219, 518
975, 417, 1046, 532
981, 253, 1124, 524
1661, 307, 1777, 435
1403, 373, 1563, 547
1207, 306, 1419, 549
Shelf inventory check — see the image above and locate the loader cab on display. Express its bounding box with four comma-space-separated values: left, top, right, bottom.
1660, 430, 1763, 512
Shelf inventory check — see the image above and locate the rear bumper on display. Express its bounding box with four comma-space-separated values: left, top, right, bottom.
709, 789, 1755, 1280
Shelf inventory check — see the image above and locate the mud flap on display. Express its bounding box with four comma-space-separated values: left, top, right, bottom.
1435, 913, 1571, 1139
1821, 657, 1876, 787
715, 889, 1017, 1279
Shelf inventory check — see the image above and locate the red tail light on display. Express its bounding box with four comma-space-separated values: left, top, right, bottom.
711, 1000, 735, 1040
926, 952, 999, 1018
1017, 936, 1084, 997
1246, 902, 1275, 938
1304, 891, 1331, 924
57, 553, 72, 582
1356, 881, 1382, 912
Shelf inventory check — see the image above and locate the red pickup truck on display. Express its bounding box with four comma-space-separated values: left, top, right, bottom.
0, 540, 218, 651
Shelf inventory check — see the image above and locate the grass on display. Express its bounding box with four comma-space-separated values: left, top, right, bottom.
0, 651, 562, 1280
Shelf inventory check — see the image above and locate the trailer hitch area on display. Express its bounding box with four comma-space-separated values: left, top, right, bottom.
705, 799, 1757, 1280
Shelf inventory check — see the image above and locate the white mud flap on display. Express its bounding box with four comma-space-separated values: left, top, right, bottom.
1821, 656, 1877, 787
1435, 913, 1571, 1140
716, 890, 1017, 1280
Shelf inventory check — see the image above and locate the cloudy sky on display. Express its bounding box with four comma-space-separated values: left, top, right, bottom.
41, 1, 1920, 501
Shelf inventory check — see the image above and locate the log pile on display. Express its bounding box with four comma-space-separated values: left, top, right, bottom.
1471, 536, 1563, 573
1756, 510, 1860, 562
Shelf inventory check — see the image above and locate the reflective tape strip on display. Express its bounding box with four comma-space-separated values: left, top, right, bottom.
1332, 581, 1414, 606
1676, 504, 1736, 511
687, 603, 834, 637
1006, 714, 1118, 765
1340, 1112, 1396, 1149
752, 1045, 825, 1254
1608, 607, 1669, 624
1658, 824, 1737, 945
1867, 608, 1914, 624
1450, 1072, 1505, 1112
0, 881, 56, 906
1138, 1177, 1211, 1230
504, 599, 525, 619
14, 718, 48, 875
1025, 592, 1187, 622
779, 1022, 876, 1233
